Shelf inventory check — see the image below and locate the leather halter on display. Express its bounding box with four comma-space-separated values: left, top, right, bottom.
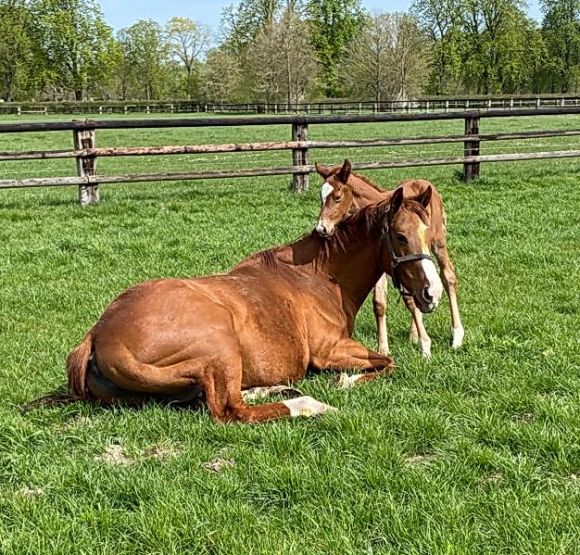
382, 219, 434, 295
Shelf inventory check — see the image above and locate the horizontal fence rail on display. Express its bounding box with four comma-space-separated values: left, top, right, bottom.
2, 96, 580, 116
1, 107, 580, 204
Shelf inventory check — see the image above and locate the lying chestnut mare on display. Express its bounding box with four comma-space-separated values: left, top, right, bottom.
315, 160, 463, 358
66, 195, 439, 424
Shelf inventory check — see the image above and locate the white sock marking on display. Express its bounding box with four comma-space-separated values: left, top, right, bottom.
452, 326, 465, 349
420, 338, 432, 359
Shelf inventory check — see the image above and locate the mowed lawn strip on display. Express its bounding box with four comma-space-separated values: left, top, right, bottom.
0, 114, 579, 554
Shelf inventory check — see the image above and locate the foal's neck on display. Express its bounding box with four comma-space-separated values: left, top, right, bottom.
350, 175, 389, 209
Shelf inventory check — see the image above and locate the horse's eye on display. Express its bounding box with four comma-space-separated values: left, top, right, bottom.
333, 195, 342, 203
396, 233, 408, 244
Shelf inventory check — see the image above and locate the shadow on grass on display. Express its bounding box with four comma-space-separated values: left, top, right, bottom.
20, 384, 205, 414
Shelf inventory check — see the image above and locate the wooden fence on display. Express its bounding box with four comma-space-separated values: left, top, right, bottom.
2, 95, 580, 117
1, 107, 580, 205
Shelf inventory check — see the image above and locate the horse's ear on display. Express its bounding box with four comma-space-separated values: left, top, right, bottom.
337, 159, 351, 184
390, 186, 404, 213
415, 185, 432, 209
315, 162, 331, 178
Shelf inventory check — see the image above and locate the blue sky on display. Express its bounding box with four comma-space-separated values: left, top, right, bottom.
99, 0, 542, 32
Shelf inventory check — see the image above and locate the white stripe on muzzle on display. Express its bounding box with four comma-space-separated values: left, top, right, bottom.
421, 258, 443, 306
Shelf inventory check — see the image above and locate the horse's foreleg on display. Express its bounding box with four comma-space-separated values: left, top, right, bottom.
433, 243, 464, 349
409, 318, 419, 344
315, 338, 395, 389
207, 359, 335, 423
373, 274, 389, 355
402, 295, 432, 358
228, 396, 337, 422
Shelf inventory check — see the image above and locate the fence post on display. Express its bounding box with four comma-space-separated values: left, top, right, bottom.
73, 122, 99, 206
291, 122, 309, 193
463, 116, 480, 181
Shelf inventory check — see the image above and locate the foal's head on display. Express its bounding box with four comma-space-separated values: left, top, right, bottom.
382, 186, 443, 313
314, 160, 356, 237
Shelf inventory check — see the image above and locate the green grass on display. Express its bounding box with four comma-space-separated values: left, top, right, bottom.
0, 114, 579, 554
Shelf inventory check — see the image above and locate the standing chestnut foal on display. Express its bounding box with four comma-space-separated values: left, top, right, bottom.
67, 196, 442, 423
315, 160, 463, 358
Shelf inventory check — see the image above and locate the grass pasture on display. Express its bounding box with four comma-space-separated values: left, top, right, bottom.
1, 114, 579, 554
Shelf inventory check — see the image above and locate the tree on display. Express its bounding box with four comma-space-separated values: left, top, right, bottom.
279, 5, 320, 103
345, 12, 429, 102
0, 1, 38, 101
458, 0, 536, 94
411, 0, 463, 94
166, 17, 211, 99
202, 47, 243, 102
34, 0, 117, 100
540, 0, 580, 92
243, 5, 319, 103
221, 0, 284, 55
304, 0, 365, 97
118, 20, 168, 100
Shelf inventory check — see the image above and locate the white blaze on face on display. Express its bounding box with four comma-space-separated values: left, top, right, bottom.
418, 222, 443, 306
316, 182, 335, 234
320, 182, 334, 203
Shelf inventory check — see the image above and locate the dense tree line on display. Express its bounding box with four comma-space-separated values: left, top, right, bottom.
0, 0, 578, 103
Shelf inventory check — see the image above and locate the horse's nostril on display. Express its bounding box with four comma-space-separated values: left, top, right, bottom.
316, 223, 329, 236
423, 287, 433, 303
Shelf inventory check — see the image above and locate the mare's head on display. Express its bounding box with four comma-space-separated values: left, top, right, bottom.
314, 159, 356, 237
382, 186, 443, 313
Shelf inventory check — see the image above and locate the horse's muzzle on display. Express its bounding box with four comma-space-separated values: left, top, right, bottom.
415, 297, 438, 314
315, 223, 332, 238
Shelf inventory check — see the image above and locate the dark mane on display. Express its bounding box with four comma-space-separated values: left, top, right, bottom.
260, 248, 279, 269
256, 201, 390, 271
330, 199, 390, 249
256, 198, 429, 270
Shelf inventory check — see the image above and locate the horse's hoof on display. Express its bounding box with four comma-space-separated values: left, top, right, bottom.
282, 396, 337, 417
377, 345, 390, 356
334, 373, 363, 389
451, 326, 465, 349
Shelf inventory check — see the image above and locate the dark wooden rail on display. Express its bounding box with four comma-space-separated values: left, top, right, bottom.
1, 107, 579, 205
2, 95, 580, 117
